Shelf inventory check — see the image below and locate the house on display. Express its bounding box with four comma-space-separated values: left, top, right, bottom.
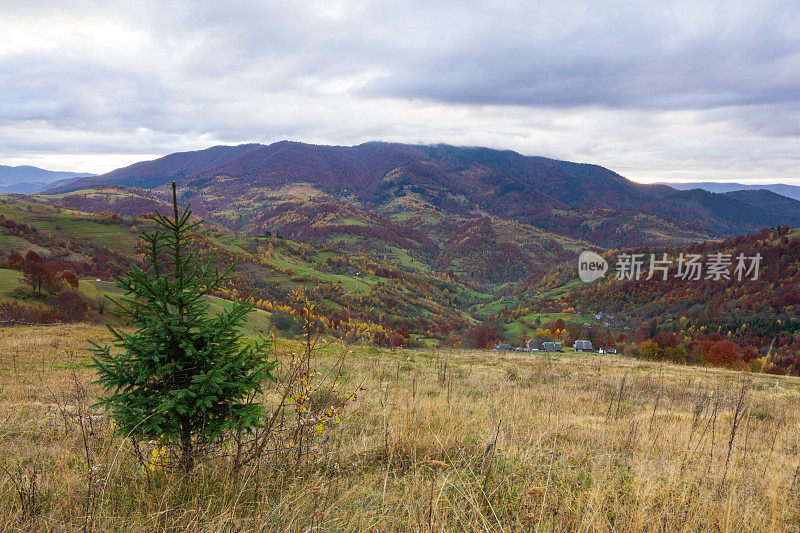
574, 339, 593, 352
526, 338, 544, 351
542, 341, 563, 352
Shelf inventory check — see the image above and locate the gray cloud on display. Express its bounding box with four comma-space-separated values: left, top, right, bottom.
0, 0, 799, 182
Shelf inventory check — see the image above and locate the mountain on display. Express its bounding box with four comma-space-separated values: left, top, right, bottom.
40, 141, 800, 289
0, 164, 95, 185
662, 181, 800, 201
51, 141, 800, 240
0, 165, 95, 193
723, 189, 800, 220
76, 144, 261, 190
0, 181, 48, 193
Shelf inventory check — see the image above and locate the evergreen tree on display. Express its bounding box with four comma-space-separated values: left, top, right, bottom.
92, 183, 274, 471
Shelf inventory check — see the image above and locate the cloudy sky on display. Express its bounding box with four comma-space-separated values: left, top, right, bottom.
2, 0, 800, 183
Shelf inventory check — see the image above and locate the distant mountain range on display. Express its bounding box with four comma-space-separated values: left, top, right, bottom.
0, 165, 95, 193
52, 141, 800, 237
661, 181, 800, 201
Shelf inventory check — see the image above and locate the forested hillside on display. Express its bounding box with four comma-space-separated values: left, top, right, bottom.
494, 226, 800, 374
0, 194, 484, 346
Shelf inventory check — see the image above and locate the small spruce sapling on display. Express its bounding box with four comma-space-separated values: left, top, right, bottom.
91, 183, 275, 471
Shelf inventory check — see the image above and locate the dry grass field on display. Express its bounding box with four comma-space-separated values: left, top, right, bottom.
1, 324, 800, 531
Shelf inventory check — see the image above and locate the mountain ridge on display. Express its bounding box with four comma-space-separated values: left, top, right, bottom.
0, 164, 95, 185
43, 141, 800, 279
659, 181, 800, 201
0, 164, 96, 193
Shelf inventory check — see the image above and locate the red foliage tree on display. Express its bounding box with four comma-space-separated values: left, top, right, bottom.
25, 250, 41, 263
18, 253, 65, 297
654, 331, 678, 349
21, 261, 48, 297
704, 340, 743, 368
49, 290, 88, 322
470, 324, 499, 348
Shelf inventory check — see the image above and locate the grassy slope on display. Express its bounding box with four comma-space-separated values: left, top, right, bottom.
0, 196, 143, 253
1, 324, 799, 530
204, 296, 273, 337
0, 268, 20, 302
0, 267, 273, 334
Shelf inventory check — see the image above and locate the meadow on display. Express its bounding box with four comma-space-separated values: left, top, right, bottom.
1, 324, 799, 531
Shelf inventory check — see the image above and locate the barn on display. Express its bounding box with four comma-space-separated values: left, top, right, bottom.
574, 339, 594, 352
527, 339, 544, 351
542, 341, 563, 352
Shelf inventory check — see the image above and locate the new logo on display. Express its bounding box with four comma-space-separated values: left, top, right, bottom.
578, 251, 608, 282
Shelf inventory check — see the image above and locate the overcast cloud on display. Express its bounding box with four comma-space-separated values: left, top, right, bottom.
1, 0, 799, 183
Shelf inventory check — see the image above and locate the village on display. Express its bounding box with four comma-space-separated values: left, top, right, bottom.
493, 337, 618, 354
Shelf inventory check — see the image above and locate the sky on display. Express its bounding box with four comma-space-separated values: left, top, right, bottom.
1, 0, 800, 184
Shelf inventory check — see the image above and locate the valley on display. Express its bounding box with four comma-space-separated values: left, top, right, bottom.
1, 141, 798, 375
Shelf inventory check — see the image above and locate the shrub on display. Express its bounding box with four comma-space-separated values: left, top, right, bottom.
61, 270, 79, 289
272, 309, 303, 335
0, 301, 28, 322
0, 301, 57, 324
638, 340, 661, 360
49, 290, 88, 322
622, 344, 639, 359
664, 345, 688, 364
7, 250, 23, 267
